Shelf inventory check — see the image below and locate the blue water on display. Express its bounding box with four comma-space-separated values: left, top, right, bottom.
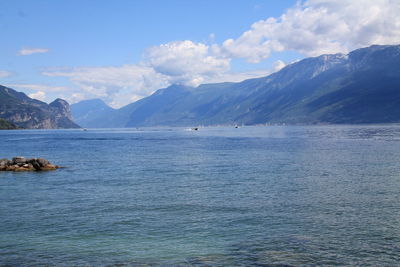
1, 126, 400, 266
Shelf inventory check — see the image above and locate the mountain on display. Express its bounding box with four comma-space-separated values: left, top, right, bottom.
0, 85, 80, 129
71, 99, 115, 128
0, 118, 18, 130
72, 44, 400, 127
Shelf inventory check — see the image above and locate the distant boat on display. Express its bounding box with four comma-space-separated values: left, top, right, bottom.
191, 127, 199, 131
82, 128, 88, 131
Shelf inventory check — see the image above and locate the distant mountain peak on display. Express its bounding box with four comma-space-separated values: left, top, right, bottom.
0, 85, 80, 129
71, 98, 115, 127
50, 98, 69, 107
50, 98, 74, 120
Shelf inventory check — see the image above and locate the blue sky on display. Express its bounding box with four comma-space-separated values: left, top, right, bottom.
0, 0, 399, 107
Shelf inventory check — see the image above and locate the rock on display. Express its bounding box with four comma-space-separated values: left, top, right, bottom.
0, 158, 10, 168
0, 157, 60, 171
6, 165, 16, 171
21, 163, 35, 171
37, 158, 50, 167
40, 164, 58, 171
31, 160, 41, 170
12, 156, 26, 165
23, 163, 35, 171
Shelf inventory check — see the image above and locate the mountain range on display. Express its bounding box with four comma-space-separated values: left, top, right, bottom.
1, 44, 399, 129
0, 85, 79, 129
71, 44, 400, 127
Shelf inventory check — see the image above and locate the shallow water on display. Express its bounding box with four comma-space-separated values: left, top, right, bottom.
1, 125, 400, 266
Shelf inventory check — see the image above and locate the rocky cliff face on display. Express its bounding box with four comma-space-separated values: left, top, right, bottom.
0, 85, 80, 129
50, 98, 73, 120
48, 98, 80, 128
0, 118, 18, 130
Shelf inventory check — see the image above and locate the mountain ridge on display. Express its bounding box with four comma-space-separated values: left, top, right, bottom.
71, 98, 115, 128
0, 85, 80, 129
72, 44, 400, 127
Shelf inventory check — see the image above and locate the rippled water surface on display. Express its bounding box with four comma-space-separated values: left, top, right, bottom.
1, 125, 400, 266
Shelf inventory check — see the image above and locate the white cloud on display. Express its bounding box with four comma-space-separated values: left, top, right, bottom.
28, 91, 46, 101
43, 64, 170, 108
272, 60, 286, 72
206, 60, 287, 84
69, 93, 86, 104
6, 83, 70, 92
144, 40, 230, 87
205, 70, 270, 84
0, 70, 12, 78
18, 47, 49, 56
221, 0, 400, 62
6, 83, 79, 104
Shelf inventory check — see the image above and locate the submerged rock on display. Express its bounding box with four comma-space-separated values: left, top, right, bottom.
0, 157, 60, 172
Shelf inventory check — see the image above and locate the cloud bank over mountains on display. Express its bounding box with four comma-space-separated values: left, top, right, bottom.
42, 65, 169, 108
222, 0, 400, 62
13, 0, 400, 107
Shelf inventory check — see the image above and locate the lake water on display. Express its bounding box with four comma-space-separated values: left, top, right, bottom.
1, 126, 400, 266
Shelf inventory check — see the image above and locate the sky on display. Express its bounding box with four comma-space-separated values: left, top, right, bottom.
0, 0, 399, 108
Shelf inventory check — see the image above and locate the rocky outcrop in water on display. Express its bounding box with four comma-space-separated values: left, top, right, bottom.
0, 157, 60, 171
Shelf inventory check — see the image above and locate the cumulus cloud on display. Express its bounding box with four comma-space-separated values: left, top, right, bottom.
43, 65, 170, 108
144, 40, 230, 86
0, 70, 12, 78
221, 0, 400, 62
19, 47, 49, 56
28, 91, 46, 101
6, 83, 80, 103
